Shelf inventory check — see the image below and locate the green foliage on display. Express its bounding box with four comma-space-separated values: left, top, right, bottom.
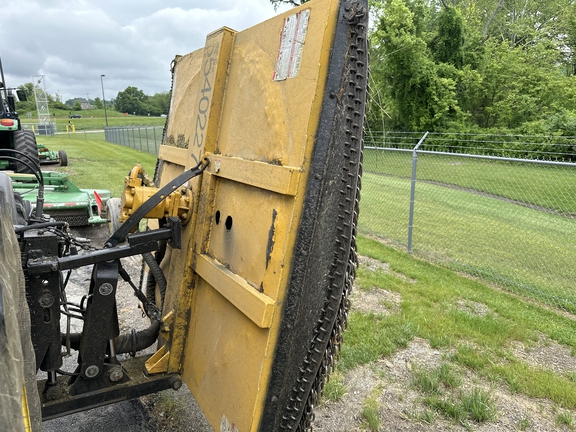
322, 372, 347, 402
411, 363, 461, 394
423, 387, 496, 426
93, 97, 104, 109
115, 86, 170, 116
429, 7, 464, 67
556, 410, 575, 430
115, 86, 148, 115
360, 395, 380, 431
72, 101, 82, 111
370, 0, 463, 131
367, 0, 576, 134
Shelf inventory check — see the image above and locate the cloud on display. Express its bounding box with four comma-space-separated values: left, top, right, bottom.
0, 0, 290, 101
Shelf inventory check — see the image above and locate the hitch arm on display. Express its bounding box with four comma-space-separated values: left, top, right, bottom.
105, 158, 209, 248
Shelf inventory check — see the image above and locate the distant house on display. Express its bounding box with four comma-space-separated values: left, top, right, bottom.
65, 98, 93, 110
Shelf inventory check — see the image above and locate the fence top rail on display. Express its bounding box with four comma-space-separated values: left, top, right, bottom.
104, 125, 163, 129
367, 131, 576, 140
364, 146, 576, 167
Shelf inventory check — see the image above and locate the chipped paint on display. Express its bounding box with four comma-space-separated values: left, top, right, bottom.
265, 209, 277, 269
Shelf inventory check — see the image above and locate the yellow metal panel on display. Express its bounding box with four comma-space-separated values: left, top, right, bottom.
195, 254, 276, 328
153, 0, 365, 430
157, 145, 188, 166
204, 178, 292, 300
182, 278, 270, 429
205, 153, 302, 196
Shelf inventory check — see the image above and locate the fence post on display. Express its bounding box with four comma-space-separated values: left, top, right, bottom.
145, 126, 150, 154
407, 131, 429, 254
153, 126, 157, 154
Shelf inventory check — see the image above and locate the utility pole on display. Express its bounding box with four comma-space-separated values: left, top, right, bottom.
100, 75, 108, 127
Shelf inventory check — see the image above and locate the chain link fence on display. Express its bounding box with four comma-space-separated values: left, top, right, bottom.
104, 125, 163, 155
361, 132, 576, 314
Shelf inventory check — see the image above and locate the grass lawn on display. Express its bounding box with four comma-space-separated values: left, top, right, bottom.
22, 108, 166, 132
326, 236, 576, 426
360, 165, 576, 312
39, 136, 157, 197
364, 148, 576, 215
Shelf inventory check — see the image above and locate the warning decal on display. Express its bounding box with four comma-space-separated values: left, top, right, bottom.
273, 9, 311, 81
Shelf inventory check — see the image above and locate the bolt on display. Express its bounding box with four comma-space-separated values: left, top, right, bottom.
38, 293, 54, 308
162, 325, 170, 333
99, 283, 114, 296
109, 367, 124, 382
85, 365, 99, 378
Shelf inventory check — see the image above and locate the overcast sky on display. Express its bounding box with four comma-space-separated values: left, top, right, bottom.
1, 0, 291, 103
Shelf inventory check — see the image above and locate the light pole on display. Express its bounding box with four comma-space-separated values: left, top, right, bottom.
100, 74, 108, 127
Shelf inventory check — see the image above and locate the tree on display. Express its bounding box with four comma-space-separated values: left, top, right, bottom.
73, 101, 82, 111
429, 6, 464, 67
93, 97, 104, 109
14, 83, 36, 112
369, 0, 463, 131
115, 86, 148, 115
149, 91, 171, 115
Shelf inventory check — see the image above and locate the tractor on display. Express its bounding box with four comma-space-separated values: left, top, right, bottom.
0, 57, 40, 174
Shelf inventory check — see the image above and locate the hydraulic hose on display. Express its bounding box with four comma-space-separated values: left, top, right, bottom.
63, 316, 160, 355
142, 250, 167, 307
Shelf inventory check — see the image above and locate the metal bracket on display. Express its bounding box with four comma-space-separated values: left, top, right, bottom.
105, 158, 209, 248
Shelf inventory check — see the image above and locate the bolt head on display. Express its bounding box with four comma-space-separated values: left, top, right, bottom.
99, 283, 114, 296
85, 365, 100, 378
109, 367, 124, 382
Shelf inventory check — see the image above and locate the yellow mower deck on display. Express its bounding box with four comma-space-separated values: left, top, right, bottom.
144, 0, 367, 430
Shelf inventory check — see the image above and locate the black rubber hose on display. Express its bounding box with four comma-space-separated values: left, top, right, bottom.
142, 251, 167, 307
113, 318, 161, 354
14, 221, 66, 234
62, 317, 160, 355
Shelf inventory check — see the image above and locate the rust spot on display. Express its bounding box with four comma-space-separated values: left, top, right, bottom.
265, 209, 277, 269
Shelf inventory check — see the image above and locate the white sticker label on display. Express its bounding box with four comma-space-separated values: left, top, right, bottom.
273, 9, 310, 81
220, 415, 240, 432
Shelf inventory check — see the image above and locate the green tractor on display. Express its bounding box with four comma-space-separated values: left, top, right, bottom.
0, 57, 39, 174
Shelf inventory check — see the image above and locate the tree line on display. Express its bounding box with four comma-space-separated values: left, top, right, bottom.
369, 0, 576, 136
15, 83, 170, 117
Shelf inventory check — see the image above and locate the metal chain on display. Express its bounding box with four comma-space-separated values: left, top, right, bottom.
279, 4, 368, 430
